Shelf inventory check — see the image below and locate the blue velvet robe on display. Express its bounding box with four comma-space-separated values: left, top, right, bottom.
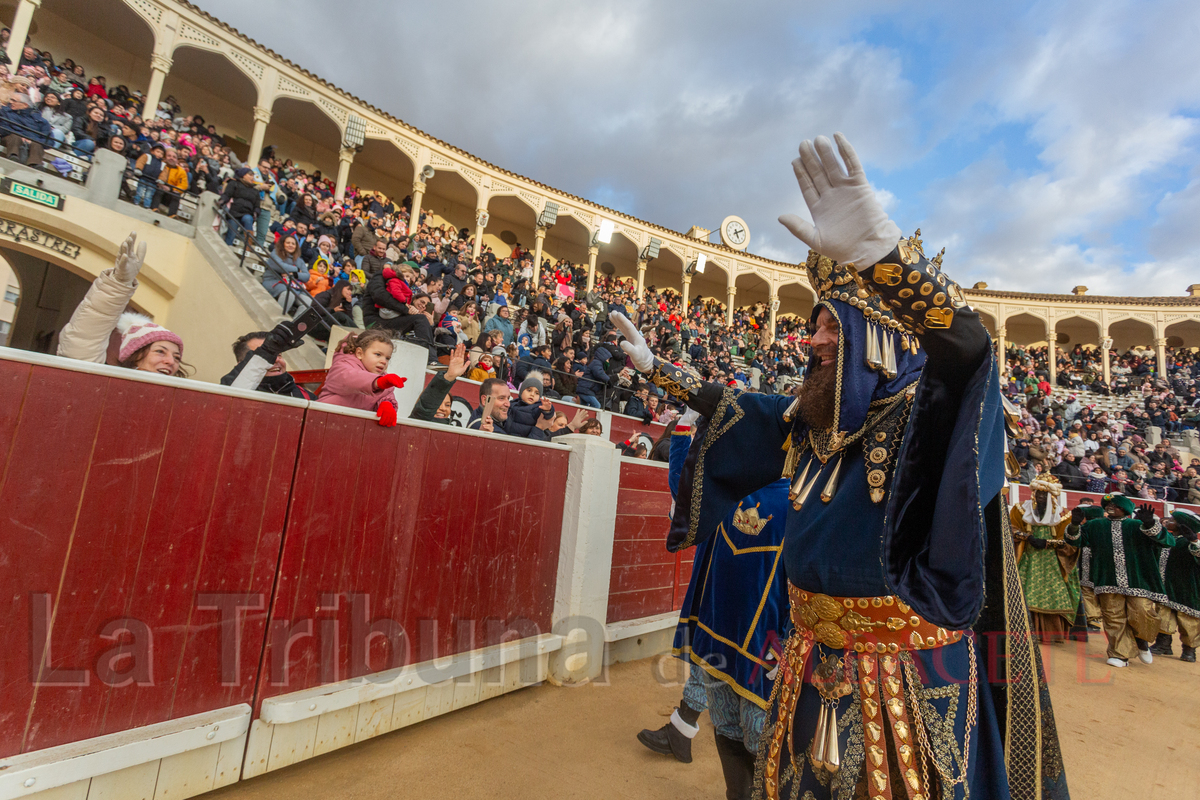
663, 298, 1068, 800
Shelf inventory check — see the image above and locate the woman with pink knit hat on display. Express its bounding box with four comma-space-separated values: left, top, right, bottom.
57, 231, 188, 377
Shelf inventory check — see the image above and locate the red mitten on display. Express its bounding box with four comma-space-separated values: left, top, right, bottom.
375, 374, 406, 391
376, 402, 397, 427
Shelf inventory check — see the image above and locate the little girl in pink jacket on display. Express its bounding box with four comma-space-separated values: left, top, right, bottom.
317, 329, 407, 426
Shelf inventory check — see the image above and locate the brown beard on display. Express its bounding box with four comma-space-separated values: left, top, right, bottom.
797, 360, 837, 430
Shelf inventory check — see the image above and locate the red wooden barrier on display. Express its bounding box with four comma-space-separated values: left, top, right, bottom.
0, 354, 304, 757
606, 412, 667, 448
1007, 483, 1200, 516
254, 405, 569, 708
606, 460, 687, 623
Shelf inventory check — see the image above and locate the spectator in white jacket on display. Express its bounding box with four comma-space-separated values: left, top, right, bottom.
56, 232, 189, 377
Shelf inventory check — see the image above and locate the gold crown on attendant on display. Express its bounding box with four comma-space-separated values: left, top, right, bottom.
732, 503, 772, 536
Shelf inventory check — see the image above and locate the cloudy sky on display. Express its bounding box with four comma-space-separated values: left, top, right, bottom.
193, 0, 1200, 296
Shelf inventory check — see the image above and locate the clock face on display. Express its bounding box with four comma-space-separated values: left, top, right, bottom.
720, 215, 750, 250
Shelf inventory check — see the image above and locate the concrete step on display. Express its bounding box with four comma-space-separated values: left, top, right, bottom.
190, 195, 327, 372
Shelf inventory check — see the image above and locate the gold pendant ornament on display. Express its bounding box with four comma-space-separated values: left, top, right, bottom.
809, 655, 853, 776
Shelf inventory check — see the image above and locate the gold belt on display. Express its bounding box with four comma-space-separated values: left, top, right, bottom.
788, 584, 963, 654
764, 584, 971, 800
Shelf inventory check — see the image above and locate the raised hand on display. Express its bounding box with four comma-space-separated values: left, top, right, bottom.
114, 231, 148, 284
445, 343, 468, 381
1134, 503, 1157, 528
778, 133, 901, 269
609, 311, 653, 372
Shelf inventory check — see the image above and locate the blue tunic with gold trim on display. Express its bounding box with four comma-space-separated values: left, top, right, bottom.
669, 431, 790, 708
650, 243, 1069, 800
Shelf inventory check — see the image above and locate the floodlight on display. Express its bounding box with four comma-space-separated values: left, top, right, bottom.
597, 219, 615, 244
641, 237, 661, 261
695, 253, 707, 274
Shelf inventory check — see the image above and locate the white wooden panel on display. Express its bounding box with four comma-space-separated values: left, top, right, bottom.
450, 674, 483, 712
20, 780, 89, 800
151, 744, 219, 799
312, 707, 359, 757
86, 762, 159, 800
477, 665, 504, 702
353, 697, 396, 743
239, 720, 273, 780
390, 687, 427, 731
265, 717, 318, 773
212, 733, 246, 789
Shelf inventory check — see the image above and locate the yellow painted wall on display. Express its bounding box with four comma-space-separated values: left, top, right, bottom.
0, 196, 260, 382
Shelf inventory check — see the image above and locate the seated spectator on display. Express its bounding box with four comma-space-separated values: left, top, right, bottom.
221, 321, 312, 399
363, 270, 437, 362
39, 90, 71, 146
467, 352, 495, 382
57, 232, 189, 377
306, 237, 338, 295
150, 146, 189, 217
316, 329, 406, 427
411, 343, 469, 424
506, 373, 555, 441
0, 92, 52, 166
623, 383, 652, 422
263, 234, 311, 314
311, 280, 358, 337
71, 104, 110, 154
468, 376, 511, 434
361, 238, 389, 278
482, 303, 514, 345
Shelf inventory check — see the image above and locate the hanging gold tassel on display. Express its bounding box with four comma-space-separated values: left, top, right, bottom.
820, 455, 842, 503
783, 396, 800, 423
882, 331, 898, 379
809, 702, 829, 769
865, 322, 882, 370
823, 705, 841, 773
789, 457, 813, 502
794, 461, 822, 510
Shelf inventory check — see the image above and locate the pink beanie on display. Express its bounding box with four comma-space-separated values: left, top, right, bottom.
116, 313, 184, 363
318, 235, 335, 250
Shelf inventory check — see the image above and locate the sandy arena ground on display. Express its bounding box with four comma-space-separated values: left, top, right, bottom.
211, 634, 1200, 799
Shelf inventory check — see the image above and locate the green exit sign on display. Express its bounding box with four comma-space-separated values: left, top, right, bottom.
0, 178, 65, 211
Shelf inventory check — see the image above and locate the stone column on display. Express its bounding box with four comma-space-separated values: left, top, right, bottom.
767, 294, 779, 347
586, 245, 599, 294
1100, 336, 1112, 387
142, 53, 173, 121
5, 0, 41, 69
471, 204, 488, 260
248, 105, 272, 165
635, 260, 647, 300
407, 179, 426, 235
1156, 336, 1168, 378
333, 147, 355, 201
1046, 330, 1057, 388
531, 226, 548, 286
681, 273, 692, 317
725, 285, 736, 325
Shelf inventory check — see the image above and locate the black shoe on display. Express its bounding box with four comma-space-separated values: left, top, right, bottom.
1149, 633, 1174, 656
1087, 624, 1102, 633
637, 719, 693, 763
1182, 646, 1196, 663
714, 734, 755, 800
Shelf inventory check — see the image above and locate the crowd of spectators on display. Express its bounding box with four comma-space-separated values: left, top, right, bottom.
1004, 343, 1200, 501
26, 38, 1200, 490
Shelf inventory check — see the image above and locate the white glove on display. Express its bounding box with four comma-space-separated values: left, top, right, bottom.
778, 133, 901, 269
609, 311, 653, 372
113, 231, 147, 285
678, 407, 701, 430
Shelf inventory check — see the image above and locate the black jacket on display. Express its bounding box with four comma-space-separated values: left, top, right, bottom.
219, 178, 262, 219
363, 270, 411, 322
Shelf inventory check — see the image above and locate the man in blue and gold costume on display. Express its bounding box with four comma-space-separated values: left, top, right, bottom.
611, 133, 1068, 800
